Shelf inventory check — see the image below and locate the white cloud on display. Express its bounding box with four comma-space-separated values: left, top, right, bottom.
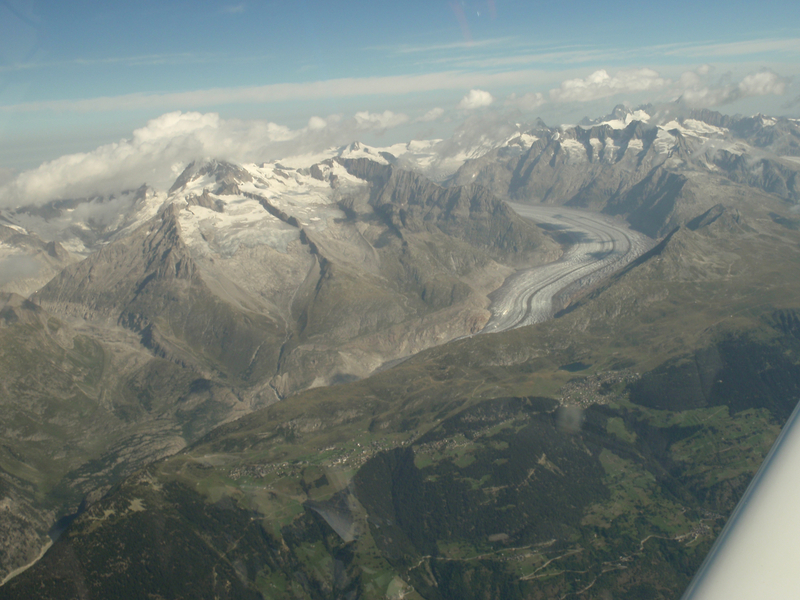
675, 67, 787, 108
307, 116, 327, 130
0, 109, 411, 207
738, 71, 787, 97
549, 68, 669, 103
0, 167, 16, 187
458, 89, 494, 110
2, 112, 255, 206
661, 37, 800, 58
389, 36, 517, 54
353, 110, 409, 130
418, 107, 445, 122
0, 70, 549, 113
505, 92, 546, 111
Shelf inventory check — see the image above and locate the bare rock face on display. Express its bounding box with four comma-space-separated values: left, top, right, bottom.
338, 158, 554, 262
449, 109, 800, 238
0, 156, 563, 580
2, 108, 800, 588
31, 159, 556, 398
185, 189, 224, 212
35, 204, 284, 386
604, 168, 693, 238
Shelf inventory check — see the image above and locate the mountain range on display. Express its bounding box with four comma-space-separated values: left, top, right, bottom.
0, 105, 799, 598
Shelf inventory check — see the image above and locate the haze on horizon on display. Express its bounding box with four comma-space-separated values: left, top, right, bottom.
0, 0, 798, 173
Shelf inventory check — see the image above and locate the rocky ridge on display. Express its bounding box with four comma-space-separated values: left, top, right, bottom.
1, 105, 799, 590
448, 106, 800, 237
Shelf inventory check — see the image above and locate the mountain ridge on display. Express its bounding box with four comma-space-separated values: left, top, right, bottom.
1, 106, 799, 594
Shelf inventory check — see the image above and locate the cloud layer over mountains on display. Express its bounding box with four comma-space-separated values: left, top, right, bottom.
677, 68, 787, 108
0, 65, 789, 209
549, 68, 668, 103
0, 110, 413, 207
547, 66, 786, 106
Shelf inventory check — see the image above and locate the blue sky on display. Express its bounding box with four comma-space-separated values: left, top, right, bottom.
1, 0, 799, 172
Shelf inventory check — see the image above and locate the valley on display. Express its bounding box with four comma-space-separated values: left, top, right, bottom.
0, 105, 799, 599
483, 204, 654, 332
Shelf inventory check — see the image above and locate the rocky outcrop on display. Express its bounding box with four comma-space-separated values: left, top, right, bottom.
185, 189, 224, 212
34, 205, 284, 385
338, 158, 554, 261
446, 110, 800, 238
169, 160, 254, 196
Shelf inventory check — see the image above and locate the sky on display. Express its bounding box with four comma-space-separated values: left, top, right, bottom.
2, 2, 799, 591
0, 0, 799, 190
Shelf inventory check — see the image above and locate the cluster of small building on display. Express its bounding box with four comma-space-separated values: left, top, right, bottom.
228, 437, 412, 480
228, 371, 643, 483
229, 462, 295, 481
559, 369, 640, 407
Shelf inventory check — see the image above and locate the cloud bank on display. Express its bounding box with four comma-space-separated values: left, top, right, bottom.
1, 64, 790, 207
418, 107, 445, 122
0, 70, 546, 113
505, 91, 545, 111
458, 89, 494, 109
0, 109, 411, 207
354, 110, 409, 130
676, 67, 787, 108
549, 68, 669, 103
531, 66, 788, 109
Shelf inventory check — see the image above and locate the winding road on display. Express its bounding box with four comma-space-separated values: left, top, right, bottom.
481, 203, 655, 333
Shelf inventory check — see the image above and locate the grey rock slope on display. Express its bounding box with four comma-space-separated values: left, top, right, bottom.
35, 204, 285, 387
34, 159, 556, 398
450, 107, 800, 237
340, 158, 547, 258
0, 293, 259, 582
0, 157, 556, 579
1, 107, 798, 589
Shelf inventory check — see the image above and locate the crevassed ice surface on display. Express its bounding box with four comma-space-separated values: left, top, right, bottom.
482, 203, 654, 333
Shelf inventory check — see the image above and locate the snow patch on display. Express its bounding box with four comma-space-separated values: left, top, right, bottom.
561, 139, 588, 160
627, 139, 644, 151
598, 110, 651, 130
517, 133, 539, 147
653, 128, 676, 154
682, 119, 726, 136
0, 223, 28, 234
178, 195, 297, 256
339, 142, 390, 165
